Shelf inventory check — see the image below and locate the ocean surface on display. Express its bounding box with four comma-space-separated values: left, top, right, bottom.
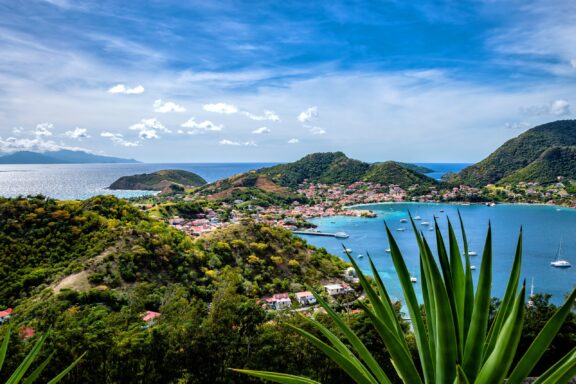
0, 162, 466, 200
299, 203, 575, 305
0, 163, 277, 200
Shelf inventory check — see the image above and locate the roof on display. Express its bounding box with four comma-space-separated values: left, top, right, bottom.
0, 308, 13, 317
296, 291, 314, 298
272, 293, 289, 300
324, 284, 343, 290
142, 311, 161, 322
19, 327, 34, 339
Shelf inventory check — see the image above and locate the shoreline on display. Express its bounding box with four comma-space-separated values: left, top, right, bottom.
343, 200, 576, 211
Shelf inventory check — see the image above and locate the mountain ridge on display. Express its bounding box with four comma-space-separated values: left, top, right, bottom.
0, 150, 139, 164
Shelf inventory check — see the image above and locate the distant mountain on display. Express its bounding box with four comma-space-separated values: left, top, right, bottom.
109, 169, 207, 191
200, 152, 436, 200
0, 150, 139, 164
453, 120, 576, 186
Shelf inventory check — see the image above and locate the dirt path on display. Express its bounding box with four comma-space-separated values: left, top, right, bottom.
51, 248, 113, 294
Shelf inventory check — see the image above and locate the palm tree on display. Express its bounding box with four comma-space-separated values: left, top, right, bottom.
235, 214, 576, 383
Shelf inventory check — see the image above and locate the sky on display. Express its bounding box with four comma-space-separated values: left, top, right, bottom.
0, 0, 575, 163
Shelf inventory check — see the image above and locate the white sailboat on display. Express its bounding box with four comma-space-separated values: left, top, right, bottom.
550, 238, 571, 268
528, 278, 535, 307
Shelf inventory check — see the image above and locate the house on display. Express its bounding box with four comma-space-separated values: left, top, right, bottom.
265, 293, 292, 310
0, 308, 13, 324
295, 291, 316, 306
19, 327, 34, 339
324, 283, 352, 296
142, 311, 161, 327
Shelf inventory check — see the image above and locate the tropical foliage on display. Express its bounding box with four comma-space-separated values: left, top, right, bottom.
236, 214, 576, 383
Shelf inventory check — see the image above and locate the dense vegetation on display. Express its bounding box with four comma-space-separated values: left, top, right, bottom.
453, 120, 576, 186
109, 169, 207, 190
0, 197, 574, 383
362, 161, 436, 186
499, 146, 576, 185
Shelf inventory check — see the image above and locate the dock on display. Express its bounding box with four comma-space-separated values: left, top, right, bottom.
293, 230, 350, 239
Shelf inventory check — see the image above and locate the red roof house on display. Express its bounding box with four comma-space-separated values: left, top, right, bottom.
142, 311, 161, 323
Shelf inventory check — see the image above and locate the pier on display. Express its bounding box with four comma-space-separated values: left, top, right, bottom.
293, 230, 350, 239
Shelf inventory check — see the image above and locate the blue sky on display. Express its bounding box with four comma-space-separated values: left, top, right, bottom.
0, 0, 575, 162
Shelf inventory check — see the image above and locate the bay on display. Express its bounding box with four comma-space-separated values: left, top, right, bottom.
300, 202, 575, 305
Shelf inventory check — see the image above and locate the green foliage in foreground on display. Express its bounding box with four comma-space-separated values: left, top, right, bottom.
236, 215, 576, 383
0, 328, 84, 384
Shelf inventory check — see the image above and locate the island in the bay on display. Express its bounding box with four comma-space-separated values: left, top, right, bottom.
0, 119, 574, 383
109, 169, 207, 192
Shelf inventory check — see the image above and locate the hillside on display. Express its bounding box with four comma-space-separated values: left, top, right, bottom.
0, 150, 139, 164
454, 120, 576, 186
200, 152, 436, 202
499, 146, 576, 185
109, 169, 207, 190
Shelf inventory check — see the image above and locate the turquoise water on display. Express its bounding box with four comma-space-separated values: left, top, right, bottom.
300, 203, 575, 305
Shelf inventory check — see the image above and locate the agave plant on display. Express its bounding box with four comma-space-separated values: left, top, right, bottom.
0, 327, 85, 384
235, 213, 576, 383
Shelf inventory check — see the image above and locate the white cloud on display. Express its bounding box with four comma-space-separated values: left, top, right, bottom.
521, 99, 571, 116
101, 132, 139, 147
288, 138, 299, 144
129, 118, 170, 140
203, 102, 238, 114
218, 139, 257, 146
241, 110, 281, 122
64, 127, 90, 139
504, 121, 532, 130
309, 126, 326, 135
297, 106, 318, 123
252, 126, 271, 134
153, 99, 186, 113
34, 122, 53, 137
12, 127, 23, 135
550, 99, 571, 115
181, 117, 223, 134
0, 136, 86, 153
108, 84, 145, 94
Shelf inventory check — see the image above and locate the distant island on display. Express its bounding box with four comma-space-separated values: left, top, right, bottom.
109, 169, 207, 191
0, 150, 139, 164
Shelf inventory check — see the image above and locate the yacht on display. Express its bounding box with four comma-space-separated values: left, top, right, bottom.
342, 248, 352, 253
400, 218, 408, 223
397, 228, 406, 232
468, 251, 477, 256
334, 232, 350, 239
470, 265, 477, 270
528, 278, 535, 307
421, 221, 430, 226
413, 216, 422, 220
410, 276, 418, 283
357, 254, 364, 259
385, 248, 391, 253
551, 238, 571, 268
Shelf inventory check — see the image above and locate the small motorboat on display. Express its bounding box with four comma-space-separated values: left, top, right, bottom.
421, 221, 430, 226
357, 254, 364, 259
400, 218, 408, 223
342, 248, 352, 253
385, 248, 391, 253
468, 251, 477, 256
414, 216, 421, 220
428, 227, 434, 231
334, 232, 350, 239
397, 228, 406, 232
410, 276, 417, 283
470, 265, 477, 271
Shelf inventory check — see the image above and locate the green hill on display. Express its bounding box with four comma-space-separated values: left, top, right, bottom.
363, 161, 436, 185
454, 120, 576, 186
109, 169, 207, 191
499, 146, 576, 185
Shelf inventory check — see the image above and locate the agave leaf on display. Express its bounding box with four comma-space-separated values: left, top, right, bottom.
386, 221, 435, 383
532, 347, 576, 384
485, 228, 523, 360
0, 327, 11, 373
462, 224, 492, 380
458, 211, 474, 340
289, 325, 379, 384
6, 332, 48, 384
230, 369, 322, 384
310, 291, 391, 384
455, 365, 470, 384
366, 253, 406, 340
434, 220, 462, 361
475, 283, 526, 384
420, 236, 458, 384
507, 287, 576, 383
22, 352, 54, 384
357, 302, 423, 384
447, 219, 466, 355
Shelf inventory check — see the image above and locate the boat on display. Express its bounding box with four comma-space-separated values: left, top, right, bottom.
470, 265, 477, 270
385, 248, 391, 253
397, 228, 406, 232
550, 238, 571, 268
528, 278, 535, 307
342, 248, 352, 253
334, 231, 350, 239
413, 216, 421, 220
410, 276, 417, 283
421, 221, 430, 226
440, 209, 444, 212
468, 251, 477, 256
428, 227, 434, 231
400, 218, 408, 223
357, 254, 364, 259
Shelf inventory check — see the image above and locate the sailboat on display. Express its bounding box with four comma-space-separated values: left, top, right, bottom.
550, 238, 571, 268
528, 278, 535, 307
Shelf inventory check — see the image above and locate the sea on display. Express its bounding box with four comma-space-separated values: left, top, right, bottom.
0, 162, 573, 303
